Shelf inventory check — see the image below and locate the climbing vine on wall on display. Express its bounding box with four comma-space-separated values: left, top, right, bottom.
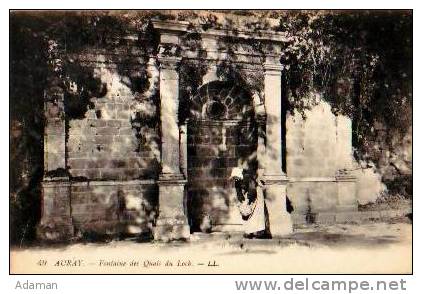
10, 10, 412, 244
178, 59, 209, 123
274, 10, 412, 197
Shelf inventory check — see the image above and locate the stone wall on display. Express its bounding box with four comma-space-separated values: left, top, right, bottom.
286, 100, 356, 214
45, 50, 162, 238
67, 53, 160, 181
70, 180, 157, 236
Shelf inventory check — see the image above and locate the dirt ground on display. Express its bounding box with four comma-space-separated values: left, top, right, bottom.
10, 219, 412, 274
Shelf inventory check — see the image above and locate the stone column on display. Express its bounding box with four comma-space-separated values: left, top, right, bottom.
37, 39, 73, 241
262, 56, 293, 237
37, 87, 74, 241
151, 21, 190, 241
153, 54, 190, 241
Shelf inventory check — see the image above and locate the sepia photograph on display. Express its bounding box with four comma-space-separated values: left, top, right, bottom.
9, 9, 412, 274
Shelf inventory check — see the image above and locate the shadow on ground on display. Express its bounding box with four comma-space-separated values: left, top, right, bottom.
189, 219, 412, 256
11, 219, 411, 256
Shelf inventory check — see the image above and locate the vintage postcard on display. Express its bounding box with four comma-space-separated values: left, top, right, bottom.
10, 10, 412, 274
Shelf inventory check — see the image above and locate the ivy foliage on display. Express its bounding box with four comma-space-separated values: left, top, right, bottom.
276, 11, 412, 163
274, 10, 412, 197
10, 10, 412, 244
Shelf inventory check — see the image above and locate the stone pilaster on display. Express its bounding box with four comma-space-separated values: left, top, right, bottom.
37, 87, 74, 241
153, 52, 190, 241
262, 56, 292, 237
336, 170, 358, 212
335, 115, 358, 212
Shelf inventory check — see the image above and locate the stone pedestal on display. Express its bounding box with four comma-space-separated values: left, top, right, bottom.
264, 175, 293, 236
37, 178, 74, 241
154, 174, 190, 241
336, 171, 358, 212
262, 56, 293, 237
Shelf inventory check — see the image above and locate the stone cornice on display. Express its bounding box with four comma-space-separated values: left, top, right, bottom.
335, 174, 357, 182
151, 20, 289, 65
70, 179, 156, 186
263, 173, 289, 185
152, 20, 189, 46
200, 27, 291, 43
151, 20, 290, 43
151, 20, 190, 33
42, 177, 70, 184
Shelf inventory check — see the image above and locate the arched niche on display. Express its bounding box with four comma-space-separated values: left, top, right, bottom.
185, 81, 259, 233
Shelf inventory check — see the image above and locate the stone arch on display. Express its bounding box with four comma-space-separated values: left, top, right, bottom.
189, 80, 255, 122
186, 81, 259, 233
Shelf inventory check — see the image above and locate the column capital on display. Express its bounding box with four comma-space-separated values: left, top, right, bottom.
157, 55, 182, 70
158, 172, 186, 183
153, 20, 186, 72
263, 55, 283, 74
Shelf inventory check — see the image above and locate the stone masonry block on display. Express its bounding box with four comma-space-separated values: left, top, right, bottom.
37, 180, 74, 241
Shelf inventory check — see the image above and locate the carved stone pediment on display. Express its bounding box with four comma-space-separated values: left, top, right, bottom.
152, 20, 290, 66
